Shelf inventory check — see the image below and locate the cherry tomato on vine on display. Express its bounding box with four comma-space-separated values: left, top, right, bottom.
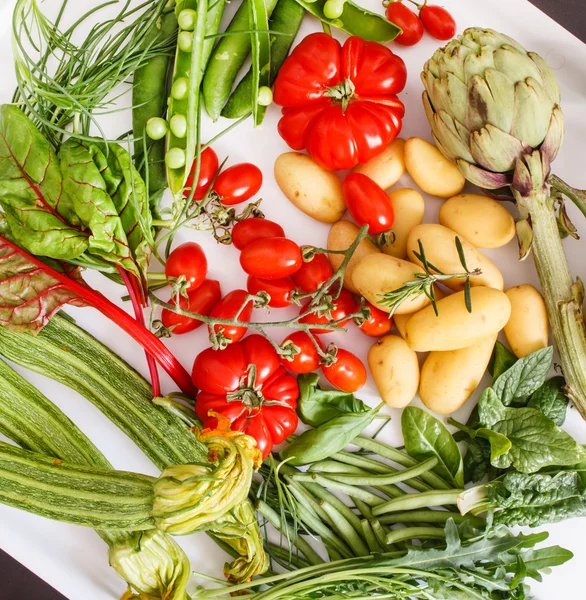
420, 5, 457, 40
183, 146, 219, 200
291, 252, 333, 294
386, 2, 424, 46
343, 173, 394, 235
240, 237, 302, 280
281, 331, 324, 374
165, 242, 207, 291
300, 290, 358, 334
213, 163, 263, 206
232, 218, 285, 250
161, 279, 221, 335
359, 301, 393, 337
208, 289, 254, 344
322, 348, 367, 392
247, 276, 295, 308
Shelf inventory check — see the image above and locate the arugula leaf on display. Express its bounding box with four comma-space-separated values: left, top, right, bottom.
528, 376, 568, 425
492, 347, 553, 406
402, 407, 464, 488
297, 373, 369, 428
488, 341, 517, 380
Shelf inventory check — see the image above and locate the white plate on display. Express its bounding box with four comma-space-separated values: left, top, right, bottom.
0, 0, 585, 597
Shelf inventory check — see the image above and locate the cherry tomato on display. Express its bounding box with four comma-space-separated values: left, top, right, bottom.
240, 237, 302, 280
291, 252, 333, 293
322, 348, 367, 392
208, 289, 254, 344
247, 276, 295, 308
343, 173, 394, 235
213, 163, 263, 206
300, 290, 358, 334
420, 5, 457, 40
161, 279, 221, 335
281, 331, 324, 374
183, 146, 219, 200
386, 2, 424, 46
165, 242, 207, 291
232, 218, 285, 250
359, 302, 393, 337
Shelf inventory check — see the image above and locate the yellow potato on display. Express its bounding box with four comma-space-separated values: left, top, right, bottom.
504, 284, 550, 358
328, 221, 379, 294
352, 138, 406, 190
382, 188, 425, 259
407, 224, 504, 291
352, 254, 431, 315
405, 287, 511, 352
404, 137, 465, 198
274, 152, 345, 223
439, 194, 516, 249
368, 335, 420, 408
420, 336, 497, 415
394, 287, 447, 339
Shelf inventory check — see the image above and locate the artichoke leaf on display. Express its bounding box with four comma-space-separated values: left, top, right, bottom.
540, 106, 565, 165
462, 47, 496, 82
529, 52, 562, 105
456, 159, 512, 190
434, 110, 475, 163
494, 44, 543, 85
512, 78, 555, 149
470, 125, 530, 173
466, 69, 515, 133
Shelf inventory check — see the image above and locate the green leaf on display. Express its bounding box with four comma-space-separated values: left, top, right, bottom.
492, 346, 553, 406
248, 0, 271, 126
475, 428, 512, 463
528, 376, 568, 425
477, 388, 505, 428
401, 407, 464, 488
488, 341, 517, 380
297, 373, 369, 428
463, 437, 491, 484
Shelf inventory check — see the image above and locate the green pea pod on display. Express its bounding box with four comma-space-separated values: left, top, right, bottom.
280, 403, 383, 466
249, 0, 271, 125
294, 0, 400, 42
222, 0, 304, 120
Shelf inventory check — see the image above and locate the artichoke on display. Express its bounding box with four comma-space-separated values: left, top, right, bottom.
422, 28, 586, 417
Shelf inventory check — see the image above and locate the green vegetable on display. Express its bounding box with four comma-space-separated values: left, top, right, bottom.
146, 117, 169, 141
488, 341, 517, 380
528, 376, 569, 425
249, 0, 272, 126
401, 407, 464, 488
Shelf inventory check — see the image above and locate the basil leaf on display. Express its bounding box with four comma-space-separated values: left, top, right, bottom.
401, 406, 464, 488
280, 404, 381, 466
488, 341, 517, 380
528, 376, 568, 425
297, 373, 369, 428
493, 347, 553, 406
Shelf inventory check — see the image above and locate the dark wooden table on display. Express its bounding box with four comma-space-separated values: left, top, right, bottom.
1, 1, 584, 599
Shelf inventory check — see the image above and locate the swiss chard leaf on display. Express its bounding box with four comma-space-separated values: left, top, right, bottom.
528, 376, 568, 425
402, 407, 464, 488
488, 341, 517, 380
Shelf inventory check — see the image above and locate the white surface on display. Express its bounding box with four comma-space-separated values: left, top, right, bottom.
0, 0, 586, 598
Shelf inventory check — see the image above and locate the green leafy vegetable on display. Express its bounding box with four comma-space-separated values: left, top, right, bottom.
463, 438, 491, 484
488, 341, 517, 380
528, 376, 568, 425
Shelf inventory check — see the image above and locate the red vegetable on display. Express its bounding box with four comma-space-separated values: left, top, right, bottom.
240, 237, 302, 280
386, 2, 424, 46
165, 242, 207, 291
247, 276, 295, 308
273, 33, 406, 171
419, 5, 457, 40
193, 335, 299, 457
208, 289, 254, 344
291, 252, 333, 293
162, 279, 221, 335
322, 348, 366, 392
343, 173, 394, 235
184, 146, 219, 200
213, 163, 263, 206
359, 302, 393, 337
232, 218, 285, 250
281, 331, 323, 374
300, 290, 357, 334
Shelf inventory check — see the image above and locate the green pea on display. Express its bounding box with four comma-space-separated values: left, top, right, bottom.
165, 147, 186, 169
169, 114, 187, 139
177, 31, 193, 53
257, 86, 273, 107
171, 77, 189, 100
145, 117, 169, 141
178, 8, 197, 31
323, 0, 344, 19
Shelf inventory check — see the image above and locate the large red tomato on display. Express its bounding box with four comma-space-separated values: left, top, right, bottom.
193, 335, 299, 457
273, 33, 406, 171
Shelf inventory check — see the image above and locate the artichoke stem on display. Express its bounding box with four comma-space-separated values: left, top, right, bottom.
549, 174, 586, 220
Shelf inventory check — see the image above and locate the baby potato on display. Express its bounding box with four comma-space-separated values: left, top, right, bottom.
352, 138, 406, 190
382, 188, 425, 259
439, 194, 516, 249
352, 254, 431, 315
404, 137, 465, 198
328, 220, 380, 295
368, 335, 420, 408
274, 152, 345, 223
405, 287, 511, 352
420, 336, 496, 415
394, 287, 447, 339
407, 224, 504, 291
504, 284, 550, 358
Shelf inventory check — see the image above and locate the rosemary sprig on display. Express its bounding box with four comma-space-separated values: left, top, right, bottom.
379, 238, 481, 316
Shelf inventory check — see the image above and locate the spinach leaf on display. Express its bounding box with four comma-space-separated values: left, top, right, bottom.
488, 341, 517, 380
477, 388, 505, 427
297, 373, 369, 428
280, 403, 382, 466
476, 428, 512, 463
492, 347, 553, 406
528, 376, 568, 425
401, 407, 464, 488
463, 437, 491, 484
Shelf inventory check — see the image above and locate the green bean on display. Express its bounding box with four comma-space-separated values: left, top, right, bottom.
285, 477, 338, 532
202, 0, 279, 122
222, 0, 304, 120
267, 543, 311, 569
321, 501, 370, 557
352, 497, 373, 520
372, 490, 463, 517
326, 544, 343, 562
361, 519, 384, 553
371, 520, 394, 551
291, 473, 385, 506
377, 510, 482, 527
385, 526, 446, 545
